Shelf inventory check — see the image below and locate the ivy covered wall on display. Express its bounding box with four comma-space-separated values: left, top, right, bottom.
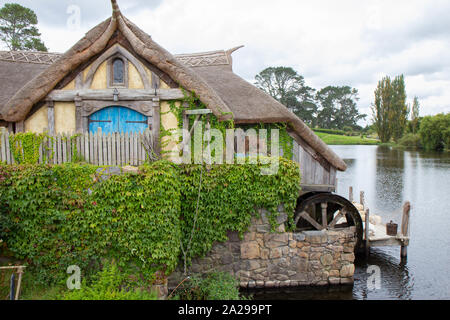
0, 158, 300, 285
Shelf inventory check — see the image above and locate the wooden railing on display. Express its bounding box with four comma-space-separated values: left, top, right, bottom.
0, 129, 154, 166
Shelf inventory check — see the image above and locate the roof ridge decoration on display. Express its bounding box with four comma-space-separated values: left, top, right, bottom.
0, 48, 244, 68
175, 50, 231, 67
1, 0, 232, 122
0, 51, 61, 65
175, 46, 244, 68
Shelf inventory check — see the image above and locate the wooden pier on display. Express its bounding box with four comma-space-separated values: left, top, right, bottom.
348, 188, 411, 259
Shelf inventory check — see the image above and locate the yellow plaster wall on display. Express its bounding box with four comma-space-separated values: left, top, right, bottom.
160, 80, 170, 89
25, 106, 48, 133
55, 102, 76, 134
128, 62, 144, 89
90, 61, 107, 89
63, 79, 75, 90
161, 101, 180, 159
145, 67, 153, 87
144, 65, 171, 89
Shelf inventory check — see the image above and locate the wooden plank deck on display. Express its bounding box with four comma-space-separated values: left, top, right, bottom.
349, 188, 411, 259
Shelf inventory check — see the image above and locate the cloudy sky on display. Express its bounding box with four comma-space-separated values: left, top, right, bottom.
1, 0, 450, 123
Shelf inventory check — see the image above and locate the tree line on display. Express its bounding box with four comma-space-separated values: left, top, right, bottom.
255, 67, 366, 131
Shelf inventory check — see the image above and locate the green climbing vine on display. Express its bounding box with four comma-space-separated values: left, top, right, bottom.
159, 90, 294, 161
0, 158, 301, 285
5, 132, 86, 165
8, 132, 53, 164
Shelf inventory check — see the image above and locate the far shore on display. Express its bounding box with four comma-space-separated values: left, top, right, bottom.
314, 131, 380, 146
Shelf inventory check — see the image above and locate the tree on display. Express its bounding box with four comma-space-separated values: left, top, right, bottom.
315, 86, 366, 130
255, 67, 317, 125
419, 113, 450, 151
390, 75, 409, 142
411, 96, 420, 134
371, 75, 409, 142
372, 76, 393, 143
0, 3, 47, 51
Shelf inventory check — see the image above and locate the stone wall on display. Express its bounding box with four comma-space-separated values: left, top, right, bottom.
169, 210, 357, 289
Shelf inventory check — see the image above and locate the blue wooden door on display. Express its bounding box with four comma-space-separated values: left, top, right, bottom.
89, 106, 147, 134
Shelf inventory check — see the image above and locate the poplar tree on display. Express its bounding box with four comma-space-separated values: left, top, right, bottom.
390, 75, 409, 142
411, 96, 420, 134
371, 76, 393, 143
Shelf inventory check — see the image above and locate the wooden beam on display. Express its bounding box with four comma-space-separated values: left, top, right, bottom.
184, 109, 212, 115
75, 96, 83, 133
300, 184, 335, 193
182, 109, 190, 162
47, 101, 55, 135
152, 98, 161, 156
329, 209, 346, 229
299, 211, 324, 231
47, 88, 185, 101
321, 202, 328, 229
369, 237, 409, 247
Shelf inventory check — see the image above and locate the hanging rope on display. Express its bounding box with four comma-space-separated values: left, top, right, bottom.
180, 114, 206, 276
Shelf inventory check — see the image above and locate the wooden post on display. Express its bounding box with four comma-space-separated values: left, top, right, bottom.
182, 108, 190, 163
360, 191, 365, 209
401, 202, 411, 259
365, 208, 370, 258
321, 202, 328, 229
75, 96, 83, 133
9, 273, 15, 300
15, 121, 24, 133
205, 114, 211, 164
15, 267, 24, 300
349, 186, 353, 202
152, 98, 160, 157
47, 100, 55, 135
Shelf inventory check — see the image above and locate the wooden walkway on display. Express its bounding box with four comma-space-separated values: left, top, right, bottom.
349, 187, 411, 259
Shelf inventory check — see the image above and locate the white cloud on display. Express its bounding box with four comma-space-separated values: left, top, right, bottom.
1, 0, 449, 122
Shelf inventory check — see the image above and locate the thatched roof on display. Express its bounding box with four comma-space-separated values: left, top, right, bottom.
0, 1, 232, 123
0, 0, 346, 171
0, 59, 48, 114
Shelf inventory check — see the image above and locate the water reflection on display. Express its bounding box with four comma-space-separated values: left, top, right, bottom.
333, 145, 450, 300
375, 146, 405, 213
353, 248, 413, 300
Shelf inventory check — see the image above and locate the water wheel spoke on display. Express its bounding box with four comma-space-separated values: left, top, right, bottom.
329, 208, 346, 229
294, 193, 363, 252
299, 211, 325, 230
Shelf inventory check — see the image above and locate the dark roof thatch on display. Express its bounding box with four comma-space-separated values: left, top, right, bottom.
0, 0, 346, 171
0, 59, 49, 113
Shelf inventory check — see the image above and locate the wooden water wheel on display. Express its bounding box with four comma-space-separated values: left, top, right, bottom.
293, 193, 363, 251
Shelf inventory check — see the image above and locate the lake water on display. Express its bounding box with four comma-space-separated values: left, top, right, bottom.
251, 145, 450, 300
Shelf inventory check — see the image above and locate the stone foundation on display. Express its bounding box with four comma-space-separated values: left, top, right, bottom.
169, 211, 357, 289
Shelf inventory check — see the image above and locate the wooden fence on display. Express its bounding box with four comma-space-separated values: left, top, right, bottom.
0, 129, 153, 166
